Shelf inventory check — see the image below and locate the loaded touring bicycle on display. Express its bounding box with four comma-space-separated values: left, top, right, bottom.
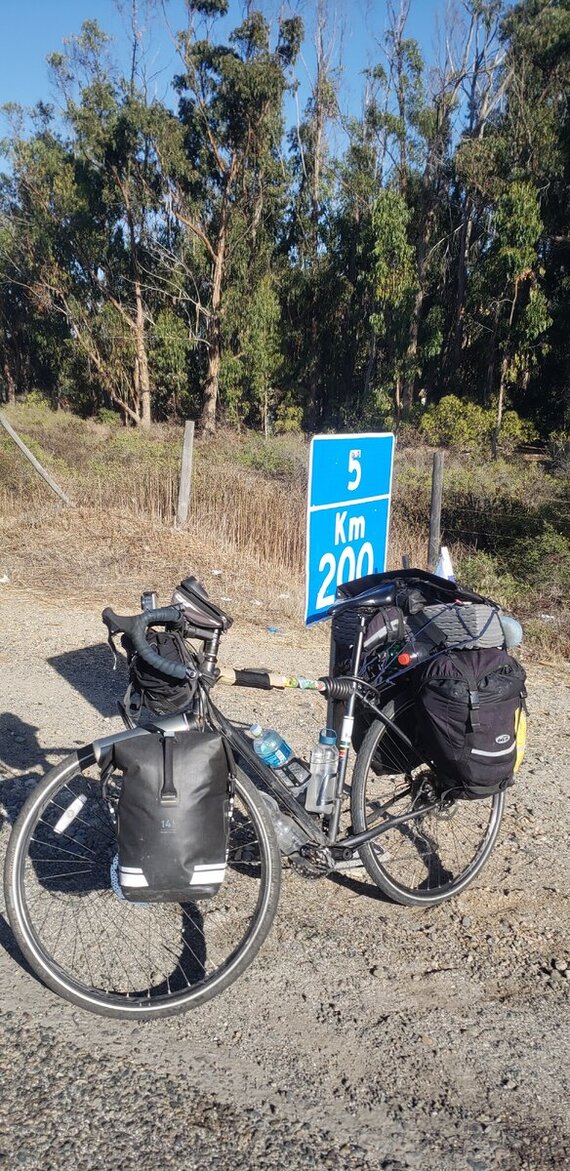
4, 568, 527, 1018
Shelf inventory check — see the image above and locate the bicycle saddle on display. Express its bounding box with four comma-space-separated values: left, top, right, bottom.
328, 582, 396, 618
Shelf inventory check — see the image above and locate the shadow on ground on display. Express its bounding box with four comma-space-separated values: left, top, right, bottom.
48, 642, 128, 718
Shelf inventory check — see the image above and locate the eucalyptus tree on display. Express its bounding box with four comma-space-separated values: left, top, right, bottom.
280, 0, 339, 431
45, 18, 166, 427
451, 0, 568, 435
0, 19, 169, 425
159, 0, 302, 433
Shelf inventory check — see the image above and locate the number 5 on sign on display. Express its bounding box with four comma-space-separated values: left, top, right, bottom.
305, 433, 395, 626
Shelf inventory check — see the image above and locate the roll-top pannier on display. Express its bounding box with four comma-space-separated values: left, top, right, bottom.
113, 729, 234, 902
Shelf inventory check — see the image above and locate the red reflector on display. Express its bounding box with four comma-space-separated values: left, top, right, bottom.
397, 652, 412, 666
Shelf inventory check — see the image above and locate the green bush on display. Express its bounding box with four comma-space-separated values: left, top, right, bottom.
499, 523, 570, 607
547, 430, 570, 474
419, 395, 536, 453
96, 407, 122, 427
419, 396, 489, 449
499, 410, 537, 453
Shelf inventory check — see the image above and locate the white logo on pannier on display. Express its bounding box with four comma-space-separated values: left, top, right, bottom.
496, 734, 511, 745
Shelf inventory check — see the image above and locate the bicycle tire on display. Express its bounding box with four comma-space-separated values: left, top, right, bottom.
351, 697, 505, 906
4, 752, 281, 1019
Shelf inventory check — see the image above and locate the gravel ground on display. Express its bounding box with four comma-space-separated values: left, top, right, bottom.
0, 589, 568, 1171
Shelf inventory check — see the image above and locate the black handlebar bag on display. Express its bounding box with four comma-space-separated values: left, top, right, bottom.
113, 730, 234, 902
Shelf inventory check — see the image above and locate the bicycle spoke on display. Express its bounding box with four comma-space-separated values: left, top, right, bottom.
10, 768, 277, 1014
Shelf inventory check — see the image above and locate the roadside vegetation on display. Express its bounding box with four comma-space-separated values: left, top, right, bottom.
1, 401, 568, 659
0, 1, 568, 452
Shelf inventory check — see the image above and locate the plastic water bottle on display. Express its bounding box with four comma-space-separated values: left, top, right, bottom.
260, 794, 305, 855
500, 613, 523, 648
305, 728, 339, 815
250, 724, 294, 769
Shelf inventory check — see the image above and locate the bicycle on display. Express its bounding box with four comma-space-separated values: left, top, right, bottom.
3, 571, 507, 1019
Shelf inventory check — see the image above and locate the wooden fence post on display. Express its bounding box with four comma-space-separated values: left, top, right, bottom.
0, 411, 71, 504
427, 450, 444, 571
176, 421, 195, 528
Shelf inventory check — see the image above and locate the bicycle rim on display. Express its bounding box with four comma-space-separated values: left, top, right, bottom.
352, 704, 505, 906
5, 754, 281, 1018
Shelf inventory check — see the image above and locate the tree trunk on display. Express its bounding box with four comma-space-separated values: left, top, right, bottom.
492, 281, 519, 457
449, 204, 474, 380
134, 277, 151, 430
403, 213, 431, 411
200, 240, 225, 436
2, 358, 17, 404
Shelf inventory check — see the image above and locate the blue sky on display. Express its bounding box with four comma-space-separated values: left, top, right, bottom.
0, 0, 449, 125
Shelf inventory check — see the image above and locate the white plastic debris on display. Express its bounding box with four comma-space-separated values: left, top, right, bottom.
433, 546, 455, 582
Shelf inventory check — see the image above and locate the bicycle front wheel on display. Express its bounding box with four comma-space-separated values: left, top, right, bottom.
351, 698, 505, 906
4, 752, 281, 1019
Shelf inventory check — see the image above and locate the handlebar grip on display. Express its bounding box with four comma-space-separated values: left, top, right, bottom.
102, 605, 188, 682
131, 611, 188, 681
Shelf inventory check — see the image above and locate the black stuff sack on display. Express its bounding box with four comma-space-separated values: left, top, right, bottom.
416, 648, 527, 799
113, 730, 233, 902
125, 628, 196, 715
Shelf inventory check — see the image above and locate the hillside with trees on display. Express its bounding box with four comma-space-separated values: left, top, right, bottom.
0, 0, 568, 449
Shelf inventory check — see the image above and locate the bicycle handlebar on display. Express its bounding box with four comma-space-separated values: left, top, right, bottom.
101, 605, 188, 681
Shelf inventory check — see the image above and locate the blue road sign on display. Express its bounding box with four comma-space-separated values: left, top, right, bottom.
305, 433, 395, 625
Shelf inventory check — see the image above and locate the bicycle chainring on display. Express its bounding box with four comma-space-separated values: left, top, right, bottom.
289, 845, 333, 880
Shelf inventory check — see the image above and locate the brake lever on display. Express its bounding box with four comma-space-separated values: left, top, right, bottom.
106, 629, 119, 670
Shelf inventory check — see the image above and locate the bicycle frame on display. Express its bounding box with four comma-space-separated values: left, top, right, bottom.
107, 606, 442, 865
202, 613, 440, 861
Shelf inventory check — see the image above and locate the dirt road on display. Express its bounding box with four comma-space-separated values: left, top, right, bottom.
0, 591, 568, 1171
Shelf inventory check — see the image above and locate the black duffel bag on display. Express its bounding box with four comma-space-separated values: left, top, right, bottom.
416, 648, 527, 799
113, 729, 234, 902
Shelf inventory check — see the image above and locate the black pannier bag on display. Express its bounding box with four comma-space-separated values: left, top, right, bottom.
416, 648, 527, 799
113, 730, 234, 902
125, 628, 196, 715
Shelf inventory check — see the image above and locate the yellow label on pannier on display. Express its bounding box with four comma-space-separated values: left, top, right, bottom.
514, 706, 527, 773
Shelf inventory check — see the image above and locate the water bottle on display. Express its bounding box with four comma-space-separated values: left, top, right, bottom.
261, 794, 305, 855
250, 724, 294, 769
393, 640, 434, 669
500, 613, 523, 648
305, 728, 339, 815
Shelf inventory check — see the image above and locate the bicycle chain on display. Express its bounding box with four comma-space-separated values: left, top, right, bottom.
289, 852, 332, 880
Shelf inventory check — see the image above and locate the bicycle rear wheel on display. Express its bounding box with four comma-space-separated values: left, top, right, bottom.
351, 697, 505, 906
4, 752, 281, 1018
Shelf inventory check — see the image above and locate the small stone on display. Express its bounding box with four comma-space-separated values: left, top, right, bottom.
462, 915, 473, 929
553, 959, 567, 972
502, 1076, 518, 1090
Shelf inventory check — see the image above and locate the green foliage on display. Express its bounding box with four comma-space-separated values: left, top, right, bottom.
96, 407, 122, 427
547, 431, 570, 474
0, 0, 567, 447
419, 395, 536, 452
371, 191, 416, 326
419, 395, 489, 449
500, 522, 570, 606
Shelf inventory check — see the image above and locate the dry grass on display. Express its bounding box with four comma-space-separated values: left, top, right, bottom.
1, 402, 568, 659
